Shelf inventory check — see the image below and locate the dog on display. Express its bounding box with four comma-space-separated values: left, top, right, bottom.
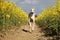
28, 8, 35, 32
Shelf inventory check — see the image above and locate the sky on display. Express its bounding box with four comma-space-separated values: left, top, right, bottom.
8, 0, 56, 14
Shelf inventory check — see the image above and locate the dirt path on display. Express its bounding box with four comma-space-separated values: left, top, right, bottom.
1, 25, 48, 40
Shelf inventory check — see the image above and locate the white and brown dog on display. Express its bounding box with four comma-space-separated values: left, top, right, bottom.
28, 8, 35, 32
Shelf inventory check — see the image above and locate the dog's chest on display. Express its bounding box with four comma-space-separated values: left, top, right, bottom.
31, 14, 34, 19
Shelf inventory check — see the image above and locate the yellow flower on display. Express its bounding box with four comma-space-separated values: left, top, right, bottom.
14, 2, 16, 6
18, 22, 20, 24
6, 14, 10, 18
53, 11, 58, 16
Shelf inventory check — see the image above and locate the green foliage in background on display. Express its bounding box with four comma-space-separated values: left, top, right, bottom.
0, 0, 28, 32
36, 0, 60, 34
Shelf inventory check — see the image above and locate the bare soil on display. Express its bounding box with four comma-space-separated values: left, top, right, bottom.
0, 25, 48, 40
